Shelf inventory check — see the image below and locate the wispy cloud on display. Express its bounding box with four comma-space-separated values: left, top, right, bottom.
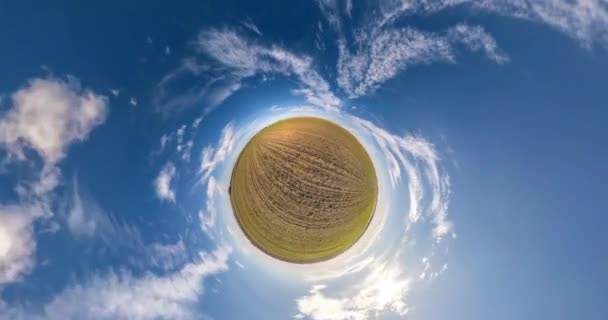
373, 0, 608, 49
199, 122, 239, 184
67, 177, 104, 237
152, 58, 241, 117
336, 27, 454, 98
147, 239, 188, 271
295, 260, 410, 320
199, 176, 223, 238
318, 0, 608, 98
155, 162, 177, 202
194, 28, 341, 110
334, 20, 506, 98
153, 27, 342, 117
352, 117, 453, 241
65, 177, 144, 249
1, 245, 232, 320
448, 24, 509, 64
196, 122, 240, 238
157, 125, 192, 160
241, 17, 263, 36
476, 0, 608, 49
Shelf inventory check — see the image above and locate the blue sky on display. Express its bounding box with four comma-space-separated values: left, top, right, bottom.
0, 1, 607, 319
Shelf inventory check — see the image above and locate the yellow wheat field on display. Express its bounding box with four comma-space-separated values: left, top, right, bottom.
229, 117, 377, 263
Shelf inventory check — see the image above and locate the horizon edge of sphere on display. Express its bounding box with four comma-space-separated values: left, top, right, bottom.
229, 116, 378, 264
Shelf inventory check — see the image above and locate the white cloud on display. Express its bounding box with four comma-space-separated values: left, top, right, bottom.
335, 21, 509, 98
179, 139, 194, 162
0, 78, 108, 165
296, 261, 410, 320
154, 27, 342, 115
316, 0, 347, 32
352, 117, 453, 241
195, 29, 341, 110
337, 27, 454, 98
0, 78, 108, 193
199, 122, 239, 184
0, 77, 107, 286
157, 124, 196, 162
448, 24, 509, 64
241, 18, 263, 36
199, 176, 223, 238
67, 178, 98, 237
147, 239, 188, 271
66, 177, 128, 243
1, 245, 231, 320
129, 97, 137, 107
152, 61, 241, 116
155, 162, 177, 202
195, 121, 242, 239
0, 203, 47, 286
319, 0, 608, 98
475, 0, 608, 49
374, 0, 608, 48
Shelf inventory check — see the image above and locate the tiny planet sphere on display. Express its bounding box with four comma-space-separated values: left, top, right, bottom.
230, 117, 378, 263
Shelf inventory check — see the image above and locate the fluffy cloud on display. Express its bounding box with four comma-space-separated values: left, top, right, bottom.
0, 77, 108, 285
0, 203, 47, 285
0, 78, 107, 175
0, 245, 231, 320
155, 162, 177, 202
295, 261, 410, 320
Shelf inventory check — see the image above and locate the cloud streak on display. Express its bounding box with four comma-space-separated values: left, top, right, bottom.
155, 162, 177, 202
199, 122, 239, 184
194, 29, 342, 110
373, 0, 608, 49
334, 20, 507, 98
318, 0, 608, 98
352, 117, 453, 241
296, 260, 410, 320
1, 245, 232, 320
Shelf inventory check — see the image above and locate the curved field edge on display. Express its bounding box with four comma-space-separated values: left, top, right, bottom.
229, 117, 378, 263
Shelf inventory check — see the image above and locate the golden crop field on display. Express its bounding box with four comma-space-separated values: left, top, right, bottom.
229, 117, 377, 263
